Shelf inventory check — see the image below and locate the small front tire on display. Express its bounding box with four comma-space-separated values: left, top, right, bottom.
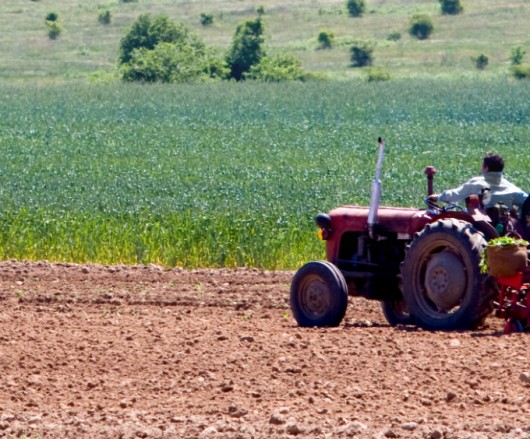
290, 261, 348, 327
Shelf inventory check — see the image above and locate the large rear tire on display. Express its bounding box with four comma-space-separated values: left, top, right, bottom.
290, 261, 348, 327
401, 219, 495, 330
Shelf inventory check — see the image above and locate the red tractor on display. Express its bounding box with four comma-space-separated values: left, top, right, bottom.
290, 138, 530, 331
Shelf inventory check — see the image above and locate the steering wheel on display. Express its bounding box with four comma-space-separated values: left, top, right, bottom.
424, 198, 464, 213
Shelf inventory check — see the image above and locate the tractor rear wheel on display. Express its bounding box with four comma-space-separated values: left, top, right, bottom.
290, 261, 348, 327
381, 300, 413, 326
401, 219, 495, 330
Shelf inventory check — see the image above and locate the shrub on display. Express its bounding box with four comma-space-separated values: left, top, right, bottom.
439, 0, 463, 15
47, 21, 63, 40
98, 10, 112, 25
246, 54, 312, 82
118, 15, 213, 83
203, 53, 230, 80
409, 14, 434, 40
366, 67, 390, 82
225, 17, 265, 81
511, 65, 530, 79
386, 31, 401, 42
472, 54, 488, 70
118, 14, 204, 64
510, 47, 526, 65
347, 0, 366, 17
317, 31, 334, 49
200, 13, 214, 26
350, 41, 373, 67
120, 42, 206, 83
257, 5, 265, 17
45, 12, 59, 22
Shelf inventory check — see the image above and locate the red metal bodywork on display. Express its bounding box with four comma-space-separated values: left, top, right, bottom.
494, 267, 530, 333
324, 205, 430, 262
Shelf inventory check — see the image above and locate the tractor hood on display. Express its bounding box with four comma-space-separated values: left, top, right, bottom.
327, 205, 431, 239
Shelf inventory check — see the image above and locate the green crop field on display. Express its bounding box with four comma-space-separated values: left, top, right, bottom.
0, 1, 529, 268
1, 80, 529, 268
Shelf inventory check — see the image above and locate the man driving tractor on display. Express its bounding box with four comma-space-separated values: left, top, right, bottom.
428, 152, 528, 210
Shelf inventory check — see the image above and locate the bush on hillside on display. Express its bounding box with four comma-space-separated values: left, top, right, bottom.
98, 10, 112, 25
225, 17, 265, 81
200, 13, 214, 26
386, 31, 401, 42
350, 41, 373, 67
246, 54, 313, 82
366, 67, 390, 82
45, 13, 63, 40
118, 14, 204, 65
439, 0, 463, 15
510, 46, 526, 65
120, 42, 207, 83
317, 31, 334, 49
511, 64, 530, 79
409, 14, 434, 40
118, 14, 225, 83
347, 0, 366, 17
45, 12, 59, 22
47, 21, 63, 39
472, 54, 488, 70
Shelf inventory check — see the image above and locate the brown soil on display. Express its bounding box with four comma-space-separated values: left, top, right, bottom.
1, 261, 530, 438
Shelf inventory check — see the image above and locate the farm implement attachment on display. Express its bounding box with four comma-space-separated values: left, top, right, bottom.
291, 138, 530, 331
494, 268, 530, 334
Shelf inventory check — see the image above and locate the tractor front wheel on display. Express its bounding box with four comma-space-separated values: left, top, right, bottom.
290, 261, 348, 327
401, 219, 495, 330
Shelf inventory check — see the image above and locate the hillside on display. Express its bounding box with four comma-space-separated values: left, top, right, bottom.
1, 0, 529, 82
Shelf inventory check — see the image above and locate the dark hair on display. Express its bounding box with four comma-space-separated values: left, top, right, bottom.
483, 153, 504, 172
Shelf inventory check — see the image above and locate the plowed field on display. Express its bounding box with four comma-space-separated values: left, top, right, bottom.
1, 261, 530, 438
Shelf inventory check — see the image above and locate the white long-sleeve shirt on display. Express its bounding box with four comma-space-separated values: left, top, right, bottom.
439, 171, 528, 209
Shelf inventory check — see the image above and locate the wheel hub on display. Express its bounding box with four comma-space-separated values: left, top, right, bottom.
425, 252, 466, 310
302, 278, 330, 317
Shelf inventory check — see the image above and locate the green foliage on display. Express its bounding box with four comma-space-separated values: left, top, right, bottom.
386, 31, 401, 42
120, 0, 138, 3
47, 21, 63, 40
511, 64, 530, 79
246, 54, 312, 82
98, 10, 112, 25
366, 67, 390, 82
350, 41, 373, 67
200, 13, 214, 26
120, 42, 207, 83
257, 5, 266, 17
226, 17, 265, 81
510, 46, 526, 65
409, 14, 434, 40
118, 14, 204, 65
472, 54, 488, 70
45, 12, 59, 22
317, 31, 335, 49
439, 0, 463, 15
347, 0, 366, 17
480, 237, 528, 273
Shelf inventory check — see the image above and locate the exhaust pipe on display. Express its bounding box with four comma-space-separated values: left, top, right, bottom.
367, 137, 384, 238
